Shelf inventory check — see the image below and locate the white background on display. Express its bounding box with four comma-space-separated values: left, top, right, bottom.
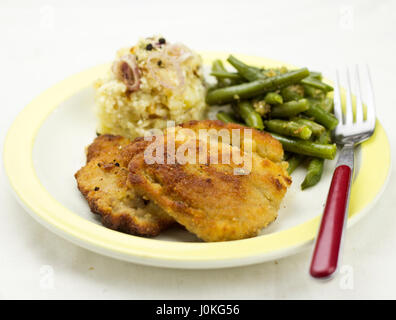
1, 0, 395, 299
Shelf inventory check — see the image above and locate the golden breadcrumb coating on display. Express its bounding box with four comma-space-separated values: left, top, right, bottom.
126, 120, 291, 241
75, 134, 174, 237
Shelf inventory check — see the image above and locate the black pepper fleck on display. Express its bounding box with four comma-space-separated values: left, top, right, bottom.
146, 43, 153, 51
97, 163, 101, 167
158, 38, 166, 45
115, 162, 120, 167
94, 187, 100, 191
157, 60, 162, 67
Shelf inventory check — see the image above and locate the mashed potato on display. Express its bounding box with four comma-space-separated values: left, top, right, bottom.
94, 36, 207, 139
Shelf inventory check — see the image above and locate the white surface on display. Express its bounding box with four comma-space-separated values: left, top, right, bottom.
1, 0, 395, 299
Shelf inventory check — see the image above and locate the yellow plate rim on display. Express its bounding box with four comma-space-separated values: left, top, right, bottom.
3, 52, 391, 269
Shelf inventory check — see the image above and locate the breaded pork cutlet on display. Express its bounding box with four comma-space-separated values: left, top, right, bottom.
126, 120, 291, 242
179, 120, 285, 163
75, 134, 174, 237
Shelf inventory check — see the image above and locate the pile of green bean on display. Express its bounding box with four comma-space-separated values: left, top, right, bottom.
208, 55, 339, 190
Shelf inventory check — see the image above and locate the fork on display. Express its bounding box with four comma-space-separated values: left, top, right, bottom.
309, 65, 376, 279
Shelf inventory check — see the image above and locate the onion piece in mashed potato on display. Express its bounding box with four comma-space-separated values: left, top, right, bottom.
165, 43, 193, 62
146, 51, 176, 90
146, 43, 194, 90
112, 54, 141, 92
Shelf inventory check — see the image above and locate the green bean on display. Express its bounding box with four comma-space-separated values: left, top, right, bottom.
301, 158, 324, 189
206, 68, 310, 105
303, 84, 325, 99
212, 60, 225, 69
212, 60, 224, 70
264, 92, 283, 105
210, 71, 244, 80
207, 85, 218, 93
287, 154, 304, 174
306, 97, 334, 113
291, 117, 325, 136
270, 99, 309, 118
316, 129, 332, 144
300, 129, 332, 188
269, 133, 337, 159
309, 71, 322, 80
237, 101, 264, 130
281, 84, 304, 102
301, 77, 333, 92
216, 111, 238, 124
264, 119, 312, 140
263, 67, 289, 78
227, 55, 264, 81
304, 99, 339, 130
212, 60, 229, 88
321, 97, 334, 113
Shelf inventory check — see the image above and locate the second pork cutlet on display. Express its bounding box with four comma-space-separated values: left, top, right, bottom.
75, 134, 175, 237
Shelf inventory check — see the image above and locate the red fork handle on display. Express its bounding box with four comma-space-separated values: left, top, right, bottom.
310, 165, 352, 279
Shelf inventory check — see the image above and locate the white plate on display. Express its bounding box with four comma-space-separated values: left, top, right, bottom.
3, 53, 391, 268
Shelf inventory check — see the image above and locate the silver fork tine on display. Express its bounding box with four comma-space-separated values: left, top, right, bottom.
365, 65, 376, 127
345, 67, 354, 124
355, 65, 364, 124
333, 69, 343, 124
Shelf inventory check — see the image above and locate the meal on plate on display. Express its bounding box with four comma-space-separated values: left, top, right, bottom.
75, 35, 338, 241
76, 120, 291, 241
